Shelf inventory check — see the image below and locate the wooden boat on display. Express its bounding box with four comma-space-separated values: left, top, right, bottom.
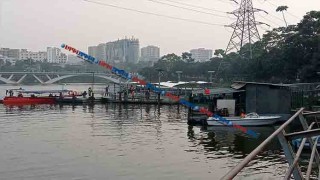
3, 90, 69, 105
207, 112, 281, 126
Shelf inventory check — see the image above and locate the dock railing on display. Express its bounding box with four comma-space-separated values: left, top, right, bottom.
222, 108, 320, 180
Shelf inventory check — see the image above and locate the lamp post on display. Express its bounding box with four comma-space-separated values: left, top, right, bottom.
155, 68, 164, 103
176, 71, 183, 82
208, 71, 215, 86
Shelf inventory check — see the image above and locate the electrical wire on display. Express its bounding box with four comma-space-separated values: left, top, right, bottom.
147, 0, 231, 18
155, 0, 227, 13
83, 0, 226, 26
256, 13, 282, 27
215, 0, 235, 5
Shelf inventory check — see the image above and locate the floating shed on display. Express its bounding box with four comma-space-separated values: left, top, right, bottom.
232, 81, 291, 118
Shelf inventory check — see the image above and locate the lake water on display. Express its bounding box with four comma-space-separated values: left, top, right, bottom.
0, 84, 288, 179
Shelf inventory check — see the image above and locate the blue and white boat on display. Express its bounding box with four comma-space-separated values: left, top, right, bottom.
207, 112, 281, 126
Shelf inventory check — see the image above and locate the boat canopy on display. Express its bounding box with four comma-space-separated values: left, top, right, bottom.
7, 88, 25, 91
149, 81, 211, 88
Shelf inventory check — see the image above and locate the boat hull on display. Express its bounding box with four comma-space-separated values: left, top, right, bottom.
3, 97, 56, 105
207, 116, 280, 126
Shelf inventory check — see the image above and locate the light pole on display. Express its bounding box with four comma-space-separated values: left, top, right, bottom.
155, 68, 164, 103
208, 71, 215, 86
176, 71, 183, 82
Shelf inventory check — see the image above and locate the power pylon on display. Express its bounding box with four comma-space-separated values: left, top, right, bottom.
225, 0, 266, 59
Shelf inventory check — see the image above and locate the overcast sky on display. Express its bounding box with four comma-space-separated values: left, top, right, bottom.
0, 0, 319, 55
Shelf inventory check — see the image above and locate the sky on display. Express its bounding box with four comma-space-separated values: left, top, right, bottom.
0, 0, 319, 56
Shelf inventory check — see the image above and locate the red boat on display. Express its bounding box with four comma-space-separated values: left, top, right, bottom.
2, 89, 70, 105
3, 96, 56, 105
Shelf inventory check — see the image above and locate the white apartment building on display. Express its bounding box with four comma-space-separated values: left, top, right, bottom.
141, 45, 160, 62
0, 48, 20, 59
190, 48, 213, 62
59, 53, 67, 64
47, 47, 66, 63
20, 49, 47, 61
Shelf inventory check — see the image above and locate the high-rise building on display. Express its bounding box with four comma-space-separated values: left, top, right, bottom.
106, 38, 140, 63
0, 48, 20, 59
89, 37, 140, 64
96, 43, 107, 61
190, 48, 213, 62
47, 47, 66, 63
141, 45, 160, 62
88, 46, 97, 59
89, 44, 107, 61
20, 49, 47, 61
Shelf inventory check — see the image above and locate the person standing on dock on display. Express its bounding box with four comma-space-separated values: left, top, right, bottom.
145, 88, 150, 100
88, 87, 92, 97
129, 85, 135, 101
82, 91, 87, 98
105, 85, 109, 96
9, 90, 13, 97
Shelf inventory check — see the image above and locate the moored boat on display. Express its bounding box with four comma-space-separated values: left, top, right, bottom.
3, 96, 56, 105
3, 89, 70, 105
207, 112, 281, 126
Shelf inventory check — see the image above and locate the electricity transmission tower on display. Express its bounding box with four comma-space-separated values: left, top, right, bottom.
225, 0, 267, 59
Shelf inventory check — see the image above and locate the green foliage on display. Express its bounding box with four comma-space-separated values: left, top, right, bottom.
139, 11, 320, 84
182, 52, 194, 63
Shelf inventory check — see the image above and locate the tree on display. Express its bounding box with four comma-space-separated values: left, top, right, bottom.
181, 52, 194, 63
276, 5, 289, 27
159, 53, 182, 62
214, 49, 226, 58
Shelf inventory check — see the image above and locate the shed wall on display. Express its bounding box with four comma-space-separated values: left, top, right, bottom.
245, 84, 291, 114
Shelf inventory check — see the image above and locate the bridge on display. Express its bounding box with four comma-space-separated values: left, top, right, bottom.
0, 72, 125, 84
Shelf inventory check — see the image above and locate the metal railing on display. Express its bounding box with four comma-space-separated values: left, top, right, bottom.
222, 108, 320, 180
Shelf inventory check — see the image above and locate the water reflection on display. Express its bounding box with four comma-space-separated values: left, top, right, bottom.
187, 125, 288, 178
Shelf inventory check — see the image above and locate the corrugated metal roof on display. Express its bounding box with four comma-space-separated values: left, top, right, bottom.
231, 81, 290, 90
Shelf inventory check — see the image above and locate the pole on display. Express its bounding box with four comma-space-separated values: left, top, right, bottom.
208, 71, 215, 86
92, 72, 95, 92
176, 71, 182, 82
158, 70, 161, 104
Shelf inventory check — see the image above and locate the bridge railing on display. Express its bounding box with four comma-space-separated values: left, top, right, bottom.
222, 108, 320, 180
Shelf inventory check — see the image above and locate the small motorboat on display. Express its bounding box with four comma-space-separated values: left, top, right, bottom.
207, 112, 281, 126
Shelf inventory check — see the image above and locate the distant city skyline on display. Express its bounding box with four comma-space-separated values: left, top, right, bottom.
1, 0, 319, 55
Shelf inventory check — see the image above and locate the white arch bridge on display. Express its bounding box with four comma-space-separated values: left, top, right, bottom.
0, 72, 124, 84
